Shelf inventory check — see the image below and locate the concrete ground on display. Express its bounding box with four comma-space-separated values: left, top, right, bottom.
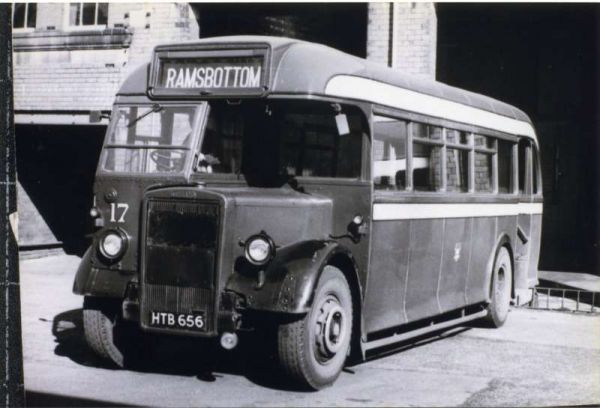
20, 253, 600, 407
538, 270, 600, 292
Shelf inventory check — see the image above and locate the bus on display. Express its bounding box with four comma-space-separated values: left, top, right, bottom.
74, 36, 543, 389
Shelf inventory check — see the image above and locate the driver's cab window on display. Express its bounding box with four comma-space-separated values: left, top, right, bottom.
102, 105, 198, 174
110, 106, 195, 146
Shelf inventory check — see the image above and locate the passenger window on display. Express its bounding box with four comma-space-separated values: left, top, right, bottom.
474, 134, 493, 193
446, 129, 469, 145
474, 134, 494, 149
413, 123, 443, 192
497, 139, 513, 194
413, 122, 443, 141
446, 148, 469, 193
474, 152, 493, 192
518, 139, 528, 194
532, 144, 540, 194
373, 116, 407, 190
199, 101, 365, 180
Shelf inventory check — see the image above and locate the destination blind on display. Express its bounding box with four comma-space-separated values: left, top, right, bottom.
158, 56, 264, 91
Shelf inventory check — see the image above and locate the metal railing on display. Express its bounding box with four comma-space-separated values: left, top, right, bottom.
525, 287, 599, 314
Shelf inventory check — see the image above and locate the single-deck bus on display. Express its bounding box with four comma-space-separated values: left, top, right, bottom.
74, 36, 543, 389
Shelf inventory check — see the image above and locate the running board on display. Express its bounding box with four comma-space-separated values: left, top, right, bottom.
363, 309, 488, 351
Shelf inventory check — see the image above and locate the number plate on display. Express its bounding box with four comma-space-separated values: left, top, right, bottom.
148, 311, 205, 331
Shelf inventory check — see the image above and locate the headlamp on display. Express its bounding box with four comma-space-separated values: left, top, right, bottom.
244, 233, 275, 266
98, 229, 127, 261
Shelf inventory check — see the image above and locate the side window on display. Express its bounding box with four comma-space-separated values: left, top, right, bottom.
445, 129, 470, 193
373, 116, 407, 190
497, 139, 513, 194
280, 111, 363, 178
518, 139, 529, 194
412, 123, 443, 192
474, 134, 493, 193
532, 144, 540, 195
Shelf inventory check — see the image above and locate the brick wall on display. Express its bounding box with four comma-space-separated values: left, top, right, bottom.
13, 3, 199, 248
367, 2, 392, 66
366, 2, 437, 79
13, 3, 199, 112
34, 3, 63, 31
14, 49, 125, 111
110, 3, 199, 75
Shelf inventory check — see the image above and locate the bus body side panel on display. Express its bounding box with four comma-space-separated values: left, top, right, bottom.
514, 211, 533, 303
405, 219, 444, 322
363, 219, 409, 333
438, 218, 471, 312
466, 217, 496, 303
528, 213, 542, 285
497, 214, 518, 289
300, 180, 372, 296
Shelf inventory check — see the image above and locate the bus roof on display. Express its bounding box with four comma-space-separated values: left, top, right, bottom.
118, 35, 535, 139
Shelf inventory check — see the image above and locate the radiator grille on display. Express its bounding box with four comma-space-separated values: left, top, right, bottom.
141, 199, 220, 334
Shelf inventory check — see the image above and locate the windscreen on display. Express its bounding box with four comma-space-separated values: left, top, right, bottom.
101, 104, 202, 174
197, 100, 365, 185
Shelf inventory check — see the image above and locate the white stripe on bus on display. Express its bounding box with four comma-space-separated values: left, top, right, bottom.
324, 75, 538, 142
372, 203, 543, 221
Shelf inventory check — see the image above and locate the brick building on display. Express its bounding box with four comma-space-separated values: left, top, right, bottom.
13, 3, 200, 251
12, 3, 598, 273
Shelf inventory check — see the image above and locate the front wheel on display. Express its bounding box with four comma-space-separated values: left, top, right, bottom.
483, 247, 513, 327
277, 266, 353, 390
83, 296, 138, 367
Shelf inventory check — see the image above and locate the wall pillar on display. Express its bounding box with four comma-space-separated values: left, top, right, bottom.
367, 2, 437, 79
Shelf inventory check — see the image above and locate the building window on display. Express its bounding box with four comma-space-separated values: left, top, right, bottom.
13, 3, 37, 30
69, 3, 108, 27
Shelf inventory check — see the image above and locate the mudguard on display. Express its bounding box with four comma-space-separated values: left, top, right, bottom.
226, 240, 358, 314
72, 246, 132, 298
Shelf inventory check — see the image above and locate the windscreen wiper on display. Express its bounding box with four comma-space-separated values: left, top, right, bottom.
128, 103, 163, 127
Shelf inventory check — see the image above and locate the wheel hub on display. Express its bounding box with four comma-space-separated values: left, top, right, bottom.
314, 295, 347, 359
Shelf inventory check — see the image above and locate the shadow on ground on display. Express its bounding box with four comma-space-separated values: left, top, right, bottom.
52, 308, 483, 396
26, 390, 138, 407
51, 309, 306, 392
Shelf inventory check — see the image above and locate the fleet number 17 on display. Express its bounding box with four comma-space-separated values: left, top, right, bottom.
110, 202, 129, 223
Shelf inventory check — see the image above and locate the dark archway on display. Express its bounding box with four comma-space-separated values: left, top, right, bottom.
193, 3, 368, 58
437, 4, 599, 274
16, 124, 105, 255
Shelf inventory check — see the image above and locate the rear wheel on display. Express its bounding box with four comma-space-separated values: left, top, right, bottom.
484, 247, 513, 327
83, 296, 138, 367
277, 266, 353, 390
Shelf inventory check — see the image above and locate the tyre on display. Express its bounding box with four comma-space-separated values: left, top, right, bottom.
83, 296, 137, 367
484, 247, 513, 327
277, 265, 353, 390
